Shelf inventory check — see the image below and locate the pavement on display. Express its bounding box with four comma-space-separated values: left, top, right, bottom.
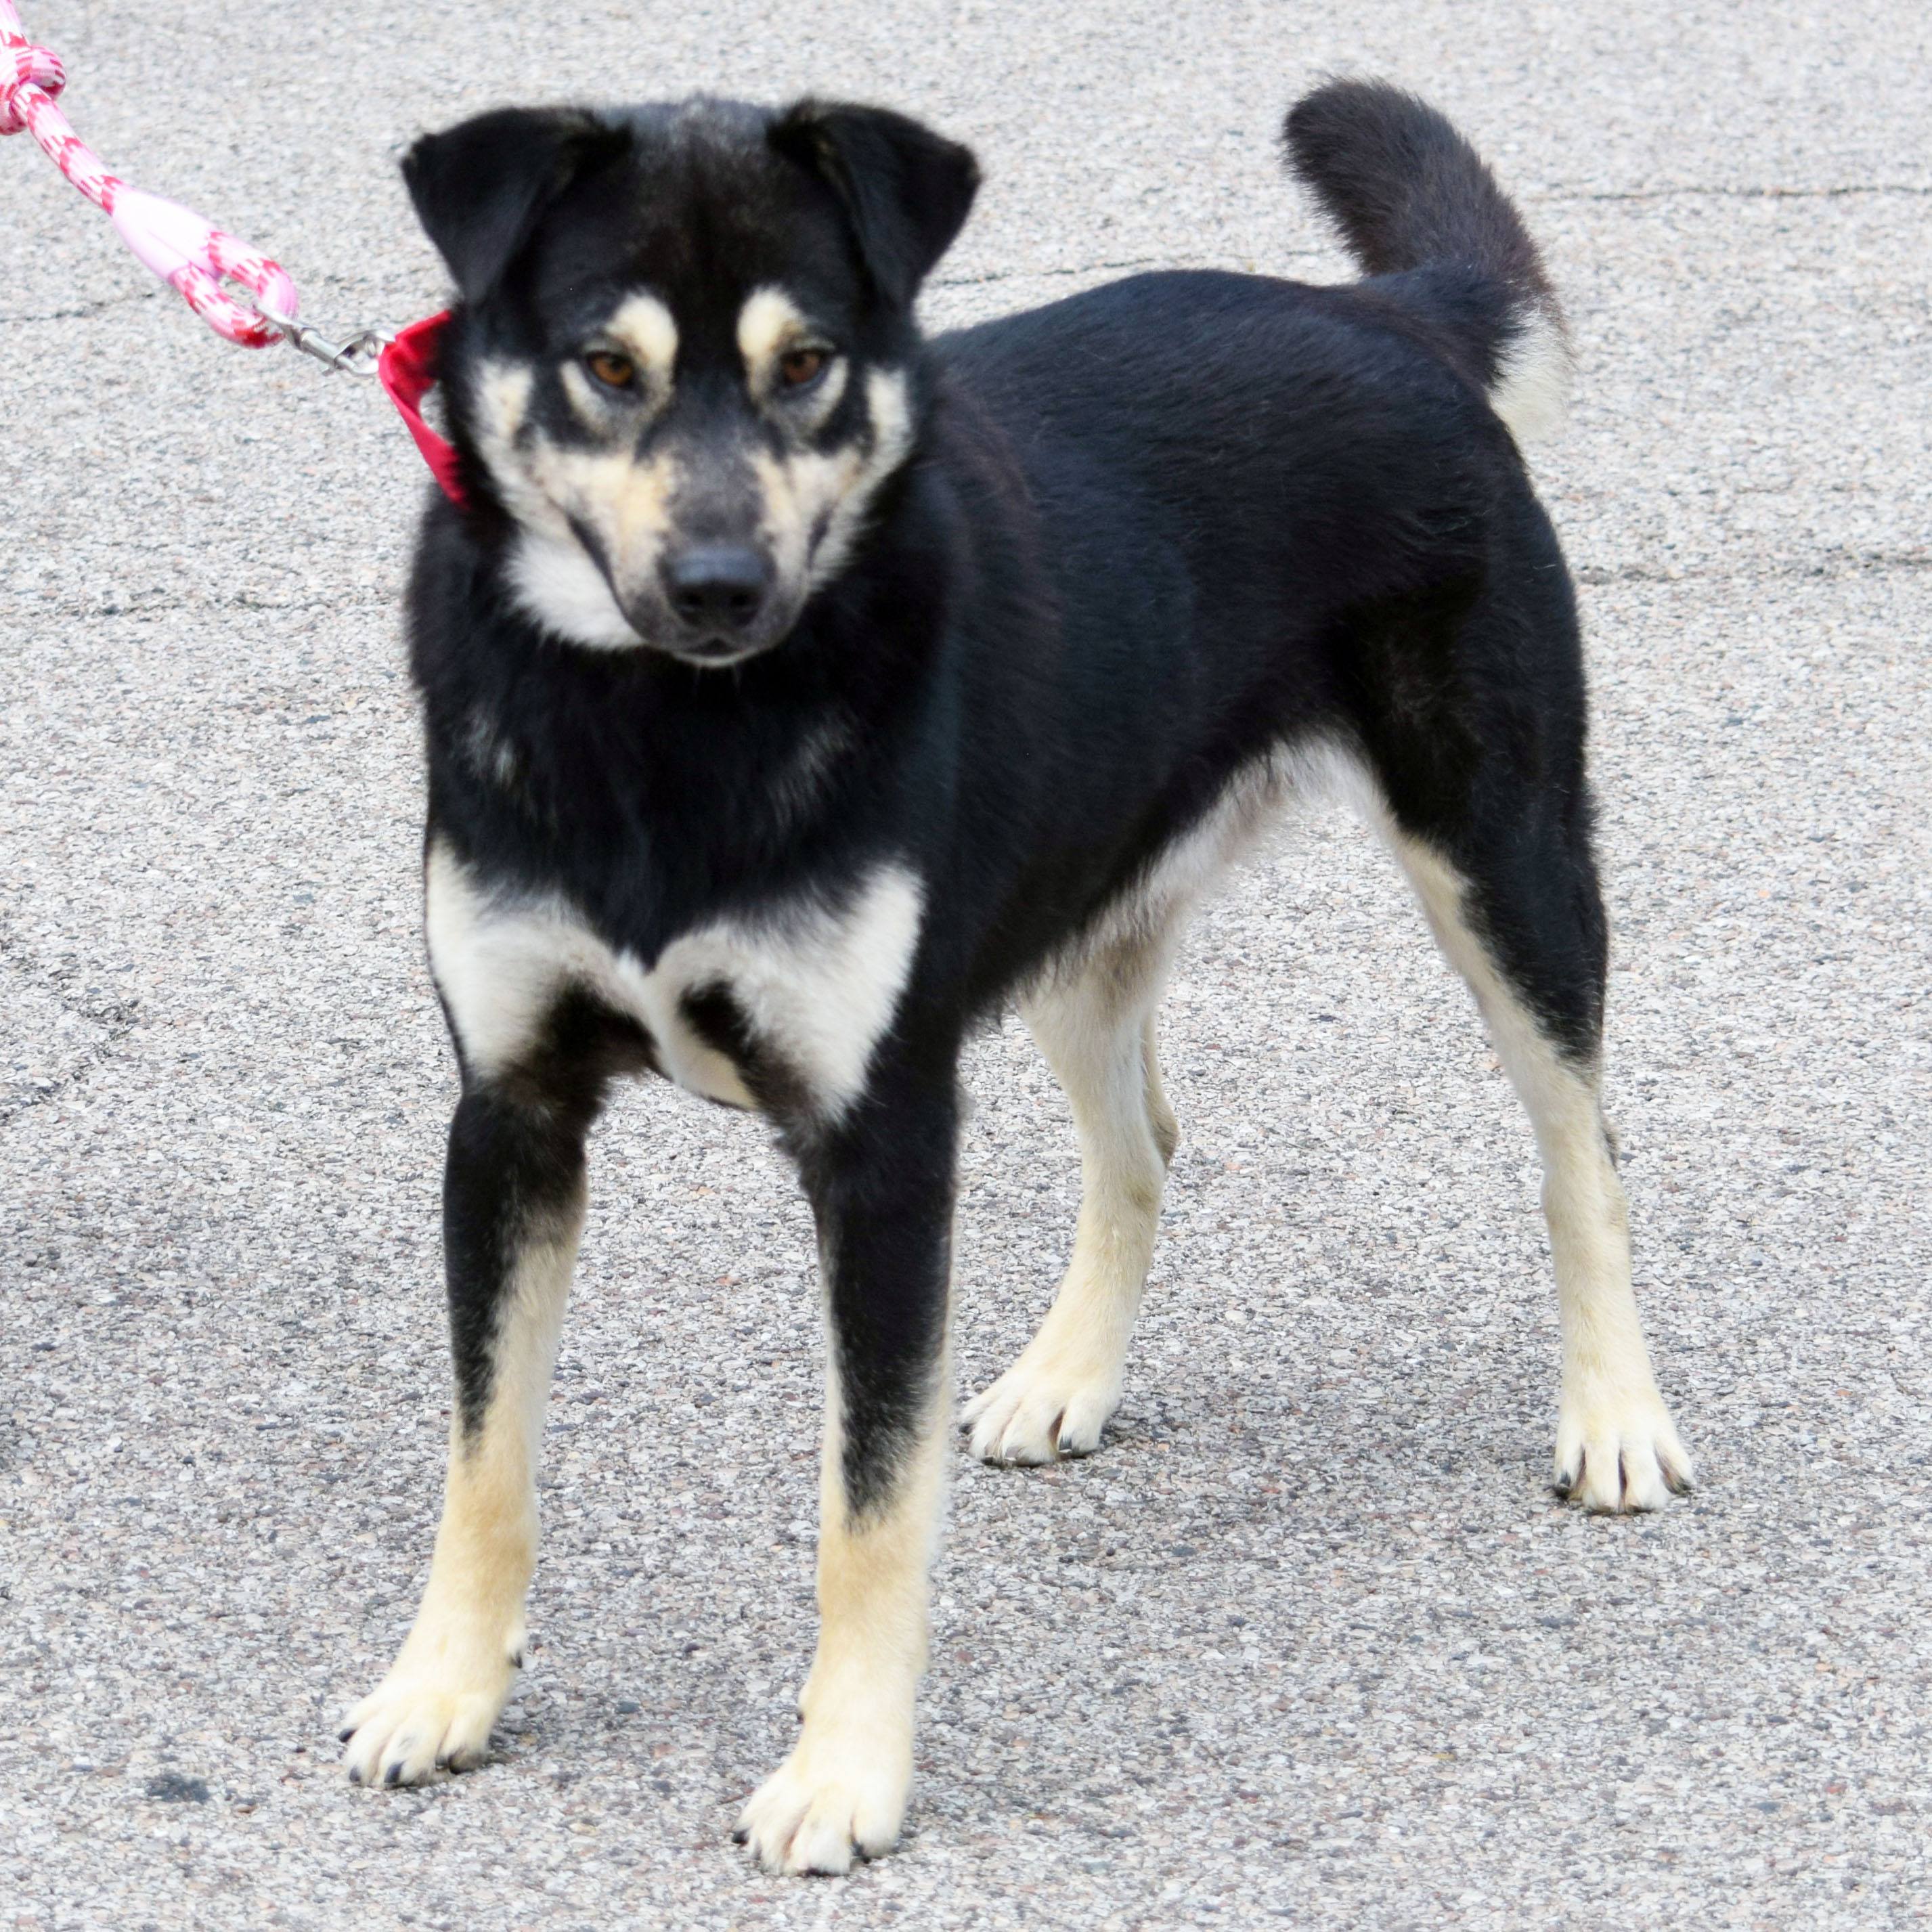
2, 2, 1928, 1927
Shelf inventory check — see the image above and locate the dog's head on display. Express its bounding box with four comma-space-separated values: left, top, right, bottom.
403, 99, 979, 666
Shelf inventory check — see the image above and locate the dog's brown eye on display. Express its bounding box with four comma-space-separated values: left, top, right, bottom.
585, 351, 636, 391
778, 347, 828, 389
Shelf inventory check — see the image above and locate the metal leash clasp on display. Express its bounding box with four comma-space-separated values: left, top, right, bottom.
252, 300, 396, 376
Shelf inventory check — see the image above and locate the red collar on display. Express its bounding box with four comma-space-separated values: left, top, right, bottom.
376, 311, 468, 508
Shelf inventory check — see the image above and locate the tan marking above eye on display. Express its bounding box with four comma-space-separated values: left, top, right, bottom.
738, 286, 806, 372
603, 292, 679, 376
737, 285, 839, 402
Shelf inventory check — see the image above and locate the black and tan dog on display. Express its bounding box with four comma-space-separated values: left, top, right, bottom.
338, 81, 1692, 1872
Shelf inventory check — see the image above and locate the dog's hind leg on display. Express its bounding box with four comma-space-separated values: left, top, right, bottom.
963, 927, 1177, 1463
1381, 820, 1693, 1512
737, 1049, 958, 1874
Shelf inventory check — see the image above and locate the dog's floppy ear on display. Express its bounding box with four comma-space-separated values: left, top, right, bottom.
770, 102, 980, 307
403, 108, 630, 303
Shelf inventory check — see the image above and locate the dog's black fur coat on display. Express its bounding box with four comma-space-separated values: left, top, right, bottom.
408, 90, 1594, 1481
343, 80, 1680, 1863
410, 88, 1589, 1472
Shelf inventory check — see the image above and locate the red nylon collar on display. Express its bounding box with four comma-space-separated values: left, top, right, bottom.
377, 311, 468, 508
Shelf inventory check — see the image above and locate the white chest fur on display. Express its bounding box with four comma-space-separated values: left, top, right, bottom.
424, 841, 925, 1120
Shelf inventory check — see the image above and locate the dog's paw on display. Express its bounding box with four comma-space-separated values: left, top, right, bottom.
1554, 1380, 1694, 1512
338, 1619, 519, 1788
961, 1348, 1122, 1464
734, 1725, 912, 1876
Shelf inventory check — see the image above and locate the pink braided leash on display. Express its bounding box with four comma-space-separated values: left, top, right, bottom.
1, 1, 467, 503
1, 0, 294, 343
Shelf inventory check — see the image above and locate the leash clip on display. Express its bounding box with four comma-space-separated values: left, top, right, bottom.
252, 299, 396, 378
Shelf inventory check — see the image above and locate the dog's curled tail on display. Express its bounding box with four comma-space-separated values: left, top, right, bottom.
1283, 78, 1571, 443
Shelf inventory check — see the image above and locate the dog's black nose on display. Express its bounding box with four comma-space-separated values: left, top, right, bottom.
663, 546, 770, 633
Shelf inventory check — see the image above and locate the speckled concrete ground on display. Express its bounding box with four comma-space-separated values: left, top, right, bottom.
2, 3, 1928, 1927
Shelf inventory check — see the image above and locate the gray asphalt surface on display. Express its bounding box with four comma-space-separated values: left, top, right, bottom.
3, 3, 1929, 1926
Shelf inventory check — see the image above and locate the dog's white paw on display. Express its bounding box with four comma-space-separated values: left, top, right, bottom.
1554, 1379, 1694, 1512
338, 1614, 520, 1787
961, 1346, 1122, 1464
734, 1722, 912, 1875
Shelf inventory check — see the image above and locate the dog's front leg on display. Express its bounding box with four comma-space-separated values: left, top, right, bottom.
737, 1063, 957, 1875
340, 1083, 586, 1785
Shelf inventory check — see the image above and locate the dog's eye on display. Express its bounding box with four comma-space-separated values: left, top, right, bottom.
584, 351, 637, 391
777, 347, 829, 390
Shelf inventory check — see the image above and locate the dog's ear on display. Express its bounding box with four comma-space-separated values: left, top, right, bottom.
403, 108, 630, 303
770, 102, 980, 307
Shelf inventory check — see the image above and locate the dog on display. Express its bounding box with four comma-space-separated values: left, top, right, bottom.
336, 79, 1694, 1873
